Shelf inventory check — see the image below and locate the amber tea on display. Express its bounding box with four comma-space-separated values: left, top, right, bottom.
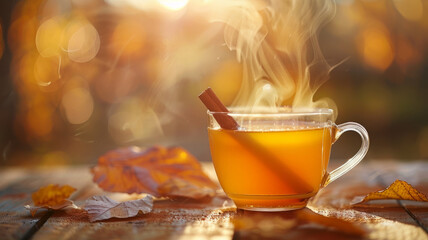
207, 109, 369, 211
209, 125, 332, 209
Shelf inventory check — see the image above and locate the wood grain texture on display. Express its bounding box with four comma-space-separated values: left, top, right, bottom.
0, 167, 93, 240
311, 161, 428, 240
0, 168, 51, 240
32, 198, 235, 240
231, 161, 428, 240
0, 161, 427, 240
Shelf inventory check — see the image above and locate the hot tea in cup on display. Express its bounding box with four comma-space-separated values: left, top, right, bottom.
207, 107, 369, 211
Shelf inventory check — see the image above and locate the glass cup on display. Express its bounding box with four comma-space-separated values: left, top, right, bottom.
207, 107, 369, 211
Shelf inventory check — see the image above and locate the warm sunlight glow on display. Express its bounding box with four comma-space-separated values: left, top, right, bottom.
67, 22, 100, 63
393, 0, 423, 22
62, 87, 94, 124
158, 0, 189, 11
359, 24, 394, 71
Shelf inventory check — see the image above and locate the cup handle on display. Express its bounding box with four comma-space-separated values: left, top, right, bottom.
322, 122, 369, 187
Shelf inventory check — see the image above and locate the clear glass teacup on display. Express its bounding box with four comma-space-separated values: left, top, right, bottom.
207, 107, 369, 211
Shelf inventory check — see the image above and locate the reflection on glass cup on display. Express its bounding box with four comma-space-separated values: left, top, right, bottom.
207, 108, 369, 211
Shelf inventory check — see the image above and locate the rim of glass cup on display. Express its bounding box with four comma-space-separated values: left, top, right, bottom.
207, 107, 334, 117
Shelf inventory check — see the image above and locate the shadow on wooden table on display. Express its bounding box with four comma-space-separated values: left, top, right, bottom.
33, 196, 236, 240
232, 208, 365, 240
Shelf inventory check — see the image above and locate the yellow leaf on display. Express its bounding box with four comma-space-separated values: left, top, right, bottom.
354, 180, 428, 204
32, 184, 76, 207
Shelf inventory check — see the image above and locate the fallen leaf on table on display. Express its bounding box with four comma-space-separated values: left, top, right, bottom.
84, 195, 153, 222
158, 178, 217, 199
91, 146, 218, 199
25, 184, 77, 216
351, 179, 428, 205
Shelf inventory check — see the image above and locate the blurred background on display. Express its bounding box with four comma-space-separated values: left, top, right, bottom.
0, 0, 427, 166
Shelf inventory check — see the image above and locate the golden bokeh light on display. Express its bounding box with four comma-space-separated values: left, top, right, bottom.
358, 23, 394, 71
34, 55, 60, 88
67, 21, 100, 63
3, 0, 428, 164
36, 17, 65, 57
393, 0, 423, 22
111, 19, 146, 59
61, 87, 94, 124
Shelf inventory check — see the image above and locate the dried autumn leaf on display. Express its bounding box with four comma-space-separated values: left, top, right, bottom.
84, 195, 153, 222
91, 146, 218, 199
31, 184, 76, 206
352, 179, 428, 205
158, 178, 217, 199
25, 184, 76, 216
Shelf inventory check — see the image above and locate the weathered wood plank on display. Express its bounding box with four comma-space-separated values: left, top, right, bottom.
376, 161, 428, 229
0, 166, 93, 240
32, 197, 235, 240
30, 161, 428, 240
30, 165, 236, 240
231, 160, 428, 239
385, 161, 428, 233
308, 161, 428, 239
0, 168, 46, 240
2, 161, 428, 240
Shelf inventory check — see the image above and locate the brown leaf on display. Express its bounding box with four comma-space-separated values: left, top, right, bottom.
91, 146, 218, 199
26, 184, 76, 216
158, 178, 216, 199
84, 195, 153, 222
352, 179, 428, 205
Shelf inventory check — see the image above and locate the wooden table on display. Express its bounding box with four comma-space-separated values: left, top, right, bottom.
0, 161, 427, 240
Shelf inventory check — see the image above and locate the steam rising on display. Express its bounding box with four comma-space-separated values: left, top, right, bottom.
210, 0, 337, 118
11, 0, 341, 146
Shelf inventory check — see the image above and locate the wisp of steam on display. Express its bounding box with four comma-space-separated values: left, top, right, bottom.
208, 0, 338, 119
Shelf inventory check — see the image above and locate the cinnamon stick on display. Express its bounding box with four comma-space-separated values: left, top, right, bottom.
199, 88, 239, 130
199, 87, 313, 194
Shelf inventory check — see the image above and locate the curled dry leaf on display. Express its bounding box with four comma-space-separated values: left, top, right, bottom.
158, 178, 217, 199
91, 146, 218, 199
352, 179, 428, 205
84, 195, 153, 222
25, 184, 76, 216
